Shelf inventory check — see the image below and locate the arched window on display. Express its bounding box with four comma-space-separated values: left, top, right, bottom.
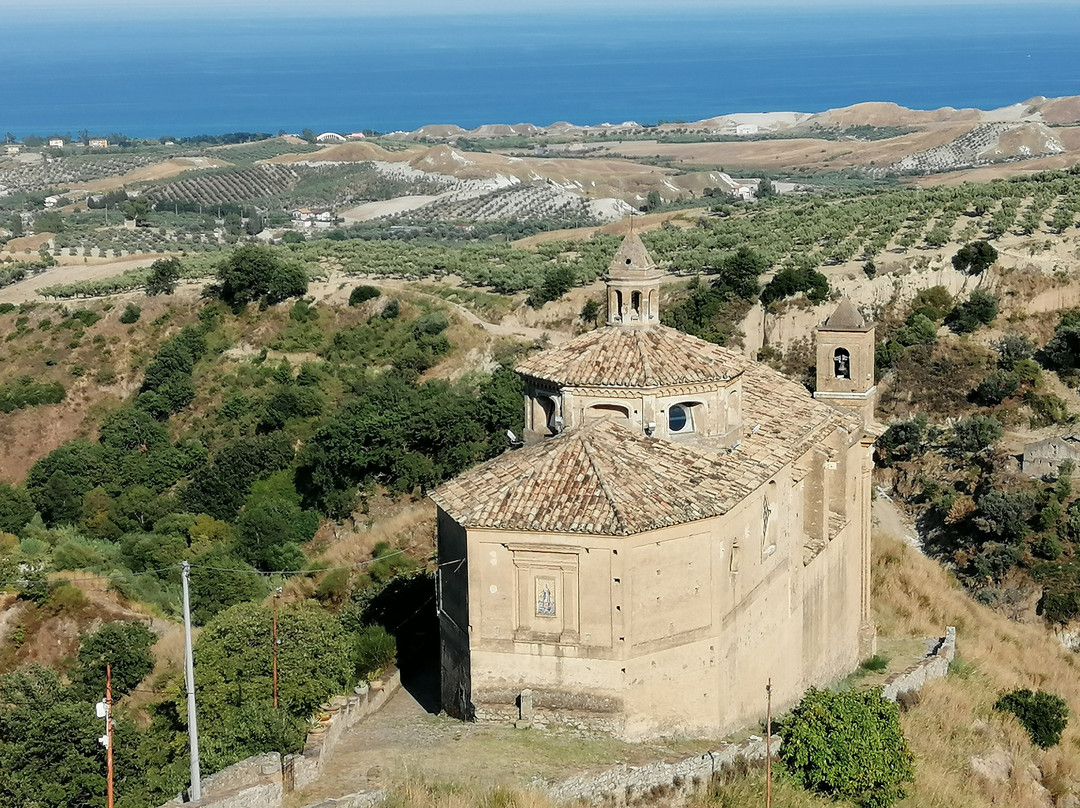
537, 396, 558, 435
833, 348, 851, 380
631, 291, 642, 318
586, 403, 630, 421
668, 403, 694, 434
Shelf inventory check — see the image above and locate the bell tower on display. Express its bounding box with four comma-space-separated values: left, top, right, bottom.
814, 299, 876, 424
606, 232, 663, 327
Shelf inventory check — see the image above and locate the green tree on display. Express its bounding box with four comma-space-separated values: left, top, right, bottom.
119, 303, 141, 324
192, 600, 352, 763
995, 689, 1069, 748
189, 548, 269, 625
779, 687, 914, 808
0, 666, 107, 808
713, 246, 766, 300
0, 483, 35, 534
348, 284, 381, 307
580, 298, 601, 326
214, 244, 307, 310
145, 256, 181, 295
952, 240, 998, 277
72, 621, 156, 699
876, 415, 929, 467
119, 197, 150, 225
951, 414, 1003, 454
34, 211, 64, 233
944, 290, 998, 334
234, 499, 316, 572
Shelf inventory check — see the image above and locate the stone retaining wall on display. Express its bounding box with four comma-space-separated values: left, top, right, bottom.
288, 668, 402, 791
881, 626, 956, 703
163, 753, 283, 808
543, 736, 779, 806
160, 668, 401, 808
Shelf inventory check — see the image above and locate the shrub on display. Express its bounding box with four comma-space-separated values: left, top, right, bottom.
352, 624, 397, 680
995, 689, 1068, 748
876, 415, 929, 467
779, 687, 914, 808
760, 265, 829, 306
119, 303, 141, 324
951, 414, 1002, 454
348, 285, 381, 306
945, 290, 998, 334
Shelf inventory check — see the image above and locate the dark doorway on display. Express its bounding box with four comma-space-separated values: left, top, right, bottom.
365, 572, 441, 713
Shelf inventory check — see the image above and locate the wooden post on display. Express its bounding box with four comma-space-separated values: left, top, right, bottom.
106, 663, 114, 808
272, 591, 280, 710
765, 678, 772, 808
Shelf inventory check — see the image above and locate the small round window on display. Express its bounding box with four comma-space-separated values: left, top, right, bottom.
669, 404, 691, 433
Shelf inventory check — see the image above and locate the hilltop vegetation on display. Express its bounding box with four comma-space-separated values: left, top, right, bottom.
7, 118, 1080, 808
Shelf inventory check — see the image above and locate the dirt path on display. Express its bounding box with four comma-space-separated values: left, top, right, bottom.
872, 494, 923, 553
283, 681, 715, 808
310, 274, 568, 346
0, 255, 164, 304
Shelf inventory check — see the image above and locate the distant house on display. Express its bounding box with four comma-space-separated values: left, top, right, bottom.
346, 132, 367, 140
5, 145, 19, 155
1023, 436, 1080, 477
734, 124, 759, 136
729, 184, 753, 202
47, 138, 65, 149
44, 195, 61, 208
291, 208, 334, 227
89, 139, 108, 149
315, 132, 346, 143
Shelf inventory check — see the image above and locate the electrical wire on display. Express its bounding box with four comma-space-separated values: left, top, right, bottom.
0, 549, 417, 586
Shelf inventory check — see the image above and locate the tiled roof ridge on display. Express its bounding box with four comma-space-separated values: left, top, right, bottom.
581, 437, 630, 534
635, 330, 655, 387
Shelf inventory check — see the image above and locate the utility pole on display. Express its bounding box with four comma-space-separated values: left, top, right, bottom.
272, 588, 281, 710
765, 678, 772, 808
181, 561, 202, 802
95, 664, 115, 808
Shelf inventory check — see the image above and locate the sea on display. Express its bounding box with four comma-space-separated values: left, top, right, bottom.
3, 3, 1079, 139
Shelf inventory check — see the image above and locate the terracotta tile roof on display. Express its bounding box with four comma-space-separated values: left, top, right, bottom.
516, 325, 751, 388
432, 363, 855, 536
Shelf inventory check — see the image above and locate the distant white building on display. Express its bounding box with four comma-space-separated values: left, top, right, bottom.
47, 138, 65, 149
729, 184, 753, 202
5, 145, 20, 155
44, 195, 61, 208
89, 138, 108, 149
291, 208, 334, 227
735, 124, 759, 136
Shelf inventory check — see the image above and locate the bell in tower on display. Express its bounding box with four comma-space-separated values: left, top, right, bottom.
606, 232, 664, 327
813, 298, 876, 425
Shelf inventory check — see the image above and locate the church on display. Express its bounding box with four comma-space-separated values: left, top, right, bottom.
431, 233, 876, 739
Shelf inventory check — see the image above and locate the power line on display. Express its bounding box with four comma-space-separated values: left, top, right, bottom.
0, 549, 415, 587
0, 564, 183, 588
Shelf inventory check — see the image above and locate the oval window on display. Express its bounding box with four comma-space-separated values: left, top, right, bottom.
669, 404, 689, 433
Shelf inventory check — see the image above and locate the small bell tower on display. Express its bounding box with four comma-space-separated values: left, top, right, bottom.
814, 299, 876, 424
606, 232, 664, 327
